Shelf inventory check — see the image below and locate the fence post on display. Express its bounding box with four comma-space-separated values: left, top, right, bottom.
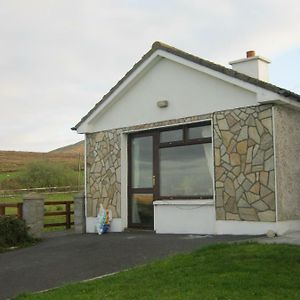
22, 193, 44, 238
66, 202, 71, 229
17, 203, 23, 219
0, 206, 5, 216
74, 192, 86, 234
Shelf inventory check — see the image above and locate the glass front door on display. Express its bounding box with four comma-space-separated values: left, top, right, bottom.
128, 133, 155, 228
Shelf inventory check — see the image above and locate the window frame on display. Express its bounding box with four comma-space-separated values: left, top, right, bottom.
159, 121, 212, 148
128, 120, 213, 212
157, 121, 213, 200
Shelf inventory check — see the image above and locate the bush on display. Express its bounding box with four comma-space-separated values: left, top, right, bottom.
0, 216, 33, 248
18, 161, 79, 188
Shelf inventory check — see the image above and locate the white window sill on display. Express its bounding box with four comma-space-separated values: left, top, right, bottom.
153, 199, 214, 206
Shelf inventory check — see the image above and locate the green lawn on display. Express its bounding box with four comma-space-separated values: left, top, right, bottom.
14, 243, 300, 300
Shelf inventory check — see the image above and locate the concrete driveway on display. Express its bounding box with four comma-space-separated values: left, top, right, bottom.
0, 232, 251, 300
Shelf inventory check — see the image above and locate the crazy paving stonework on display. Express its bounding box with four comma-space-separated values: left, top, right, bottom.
86, 113, 211, 218
214, 105, 276, 222
86, 130, 121, 218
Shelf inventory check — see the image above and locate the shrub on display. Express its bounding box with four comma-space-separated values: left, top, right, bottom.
0, 216, 33, 248
18, 161, 79, 188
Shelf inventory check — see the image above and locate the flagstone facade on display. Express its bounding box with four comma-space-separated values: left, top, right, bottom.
86, 104, 276, 223
214, 104, 275, 222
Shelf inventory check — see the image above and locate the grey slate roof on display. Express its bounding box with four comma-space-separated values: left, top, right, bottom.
72, 41, 300, 130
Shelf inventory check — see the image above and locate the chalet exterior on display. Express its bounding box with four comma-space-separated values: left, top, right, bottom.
73, 42, 300, 235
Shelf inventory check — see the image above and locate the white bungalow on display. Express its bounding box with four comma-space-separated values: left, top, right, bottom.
73, 42, 300, 235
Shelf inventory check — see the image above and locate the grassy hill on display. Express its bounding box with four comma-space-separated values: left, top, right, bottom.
49, 141, 84, 155
0, 141, 84, 172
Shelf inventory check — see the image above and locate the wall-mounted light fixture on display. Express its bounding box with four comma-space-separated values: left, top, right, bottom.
157, 100, 168, 108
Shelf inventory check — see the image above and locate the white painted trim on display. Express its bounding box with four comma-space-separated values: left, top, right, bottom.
258, 94, 300, 110
211, 115, 217, 223
276, 220, 300, 235
86, 217, 124, 233
153, 200, 214, 206
84, 134, 87, 218
275, 97, 300, 110
229, 55, 271, 64
215, 220, 276, 235
86, 217, 96, 233
110, 218, 124, 232
215, 220, 300, 236
272, 106, 279, 222
86, 216, 300, 236
120, 133, 128, 229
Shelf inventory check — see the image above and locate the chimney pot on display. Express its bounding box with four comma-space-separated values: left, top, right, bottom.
246, 50, 256, 58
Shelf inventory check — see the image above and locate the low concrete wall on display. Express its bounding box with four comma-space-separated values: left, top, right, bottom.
154, 200, 215, 234
22, 193, 44, 238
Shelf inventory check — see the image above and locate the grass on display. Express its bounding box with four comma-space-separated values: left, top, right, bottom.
0, 192, 76, 231
0, 239, 40, 253
13, 243, 300, 300
0, 171, 22, 182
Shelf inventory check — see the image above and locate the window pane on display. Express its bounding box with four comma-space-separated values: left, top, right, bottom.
131, 193, 153, 226
159, 144, 213, 197
131, 136, 153, 188
160, 129, 183, 143
188, 125, 211, 139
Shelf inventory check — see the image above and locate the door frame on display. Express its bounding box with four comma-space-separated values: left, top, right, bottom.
127, 130, 158, 229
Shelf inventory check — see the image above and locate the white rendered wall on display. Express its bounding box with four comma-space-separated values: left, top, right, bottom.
89, 58, 257, 132
86, 217, 124, 233
85, 213, 300, 235
154, 200, 216, 234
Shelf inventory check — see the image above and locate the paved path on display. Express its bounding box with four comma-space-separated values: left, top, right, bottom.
256, 231, 300, 245
0, 232, 250, 300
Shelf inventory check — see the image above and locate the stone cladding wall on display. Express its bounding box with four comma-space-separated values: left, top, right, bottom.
86, 130, 121, 218
86, 114, 211, 218
214, 104, 276, 222
86, 104, 276, 222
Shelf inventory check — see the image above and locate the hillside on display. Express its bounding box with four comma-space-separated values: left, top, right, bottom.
49, 140, 84, 155
0, 141, 84, 172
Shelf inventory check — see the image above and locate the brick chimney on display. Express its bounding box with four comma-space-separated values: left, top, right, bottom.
229, 51, 271, 82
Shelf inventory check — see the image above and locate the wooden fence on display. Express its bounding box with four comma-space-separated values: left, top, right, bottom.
44, 201, 74, 229
0, 202, 23, 218
0, 200, 74, 230
0, 186, 83, 198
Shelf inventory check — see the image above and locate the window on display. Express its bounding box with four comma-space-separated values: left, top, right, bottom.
160, 129, 183, 143
131, 136, 153, 188
158, 121, 213, 199
128, 121, 213, 226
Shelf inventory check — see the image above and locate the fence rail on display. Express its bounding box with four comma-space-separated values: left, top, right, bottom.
44, 200, 74, 229
0, 185, 84, 197
0, 202, 23, 218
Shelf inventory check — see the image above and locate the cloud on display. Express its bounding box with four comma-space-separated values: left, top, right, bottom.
0, 0, 299, 151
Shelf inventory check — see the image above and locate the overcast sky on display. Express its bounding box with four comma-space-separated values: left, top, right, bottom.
0, 0, 299, 152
